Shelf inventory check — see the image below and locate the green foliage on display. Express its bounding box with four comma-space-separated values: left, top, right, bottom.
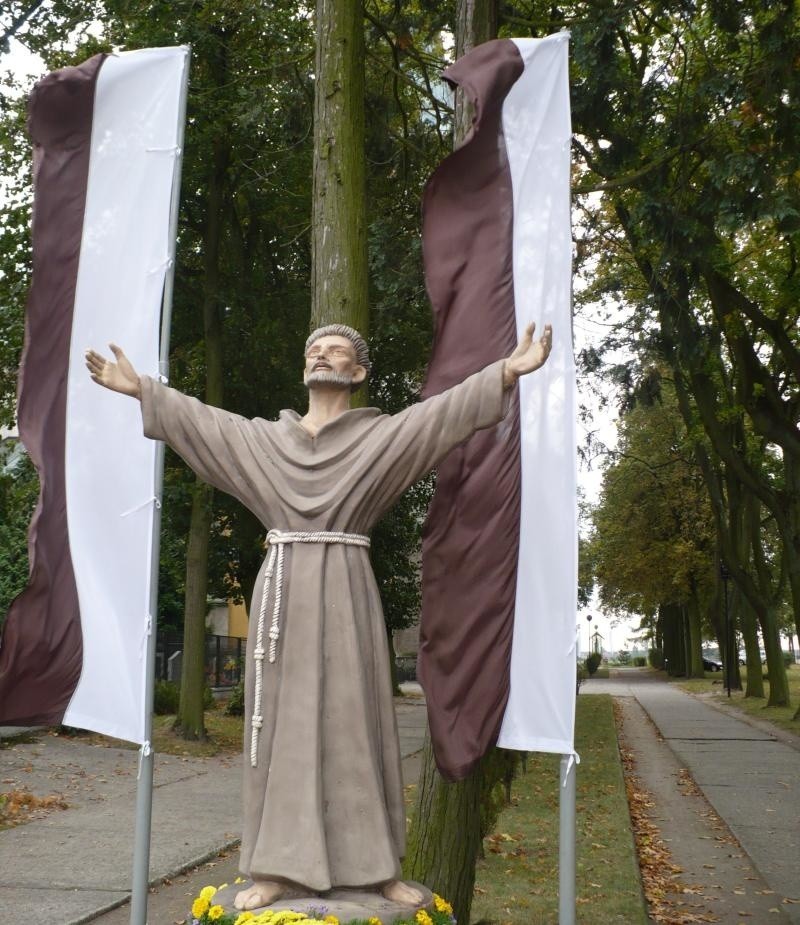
509, 0, 800, 679
0, 445, 38, 624
589, 372, 715, 620
0, 1, 453, 656
585, 651, 602, 675
153, 679, 213, 715
153, 680, 180, 716
648, 647, 665, 670
633, 656, 647, 667
225, 678, 244, 717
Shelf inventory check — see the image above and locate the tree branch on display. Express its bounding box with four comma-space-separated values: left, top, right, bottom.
0, 0, 45, 53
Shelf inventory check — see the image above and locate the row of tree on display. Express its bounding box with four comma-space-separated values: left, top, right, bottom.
572, 0, 800, 712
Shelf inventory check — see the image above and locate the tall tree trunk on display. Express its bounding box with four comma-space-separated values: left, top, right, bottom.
662, 602, 685, 676
686, 596, 705, 678
783, 454, 800, 652
177, 482, 213, 738
403, 7, 503, 923
453, 0, 497, 143
311, 0, 368, 344
405, 734, 484, 920
746, 496, 790, 707
176, 115, 228, 737
739, 593, 764, 699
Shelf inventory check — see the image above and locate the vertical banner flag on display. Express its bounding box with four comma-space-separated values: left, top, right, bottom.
420, 34, 576, 780
0, 47, 189, 743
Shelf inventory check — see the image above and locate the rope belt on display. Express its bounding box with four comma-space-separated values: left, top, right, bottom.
250, 529, 370, 767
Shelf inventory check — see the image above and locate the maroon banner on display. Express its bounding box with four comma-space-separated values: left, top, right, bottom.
0, 55, 106, 725
419, 40, 525, 781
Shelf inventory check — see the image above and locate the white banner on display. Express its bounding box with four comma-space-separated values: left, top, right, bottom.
63, 47, 188, 743
498, 34, 577, 756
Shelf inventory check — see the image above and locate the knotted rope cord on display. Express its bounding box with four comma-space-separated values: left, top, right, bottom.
250, 529, 370, 767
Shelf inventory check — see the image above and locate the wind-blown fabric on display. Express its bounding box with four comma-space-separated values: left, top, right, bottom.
0, 48, 187, 743
420, 34, 576, 780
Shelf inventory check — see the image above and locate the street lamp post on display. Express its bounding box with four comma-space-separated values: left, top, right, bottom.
720, 563, 731, 698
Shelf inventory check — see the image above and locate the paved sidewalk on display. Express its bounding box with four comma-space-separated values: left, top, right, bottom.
583, 670, 800, 922
0, 697, 428, 925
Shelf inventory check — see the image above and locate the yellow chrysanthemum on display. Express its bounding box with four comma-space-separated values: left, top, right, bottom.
323, 916, 340, 925
235, 876, 246, 884
208, 905, 225, 921
234, 913, 255, 925
191, 896, 210, 918
415, 910, 433, 925
368, 918, 382, 925
199, 885, 218, 902
433, 893, 453, 915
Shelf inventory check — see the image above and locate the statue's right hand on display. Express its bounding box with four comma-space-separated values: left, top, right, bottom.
85, 344, 141, 399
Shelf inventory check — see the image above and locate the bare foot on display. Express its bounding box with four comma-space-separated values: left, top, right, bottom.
381, 879, 425, 906
233, 880, 288, 911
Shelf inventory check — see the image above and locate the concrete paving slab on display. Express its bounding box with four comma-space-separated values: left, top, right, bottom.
1, 699, 428, 924
586, 671, 800, 920
2, 887, 130, 922
616, 696, 791, 923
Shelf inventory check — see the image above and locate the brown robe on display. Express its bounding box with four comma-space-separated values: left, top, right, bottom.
140, 360, 509, 891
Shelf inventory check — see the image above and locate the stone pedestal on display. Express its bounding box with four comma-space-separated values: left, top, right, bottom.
210, 880, 433, 924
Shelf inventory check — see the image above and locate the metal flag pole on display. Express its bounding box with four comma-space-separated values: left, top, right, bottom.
559, 755, 577, 925
130, 46, 191, 925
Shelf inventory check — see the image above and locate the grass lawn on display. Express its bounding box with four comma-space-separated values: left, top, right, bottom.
58, 706, 245, 758
470, 694, 646, 925
676, 663, 800, 738
151, 709, 244, 757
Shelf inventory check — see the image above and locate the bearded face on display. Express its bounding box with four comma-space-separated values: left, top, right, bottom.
303, 335, 366, 392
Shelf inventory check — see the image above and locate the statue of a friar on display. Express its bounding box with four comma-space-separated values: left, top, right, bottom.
85, 320, 552, 911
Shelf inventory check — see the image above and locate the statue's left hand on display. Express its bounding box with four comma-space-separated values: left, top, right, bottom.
503, 322, 553, 388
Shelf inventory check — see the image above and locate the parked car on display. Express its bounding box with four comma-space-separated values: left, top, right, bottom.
702, 657, 723, 672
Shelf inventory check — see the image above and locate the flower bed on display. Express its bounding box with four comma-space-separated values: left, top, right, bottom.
188, 884, 456, 925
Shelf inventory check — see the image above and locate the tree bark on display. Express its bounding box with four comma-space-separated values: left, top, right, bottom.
403, 7, 508, 922
662, 602, 685, 676
404, 734, 484, 923
311, 0, 368, 343
686, 596, 704, 679
176, 77, 229, 738
746, 495, 790, 707
739, 594, 764, 699
453, 0, 497, 144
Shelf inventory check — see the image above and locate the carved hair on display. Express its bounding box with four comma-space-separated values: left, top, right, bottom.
305, 324, 371, 391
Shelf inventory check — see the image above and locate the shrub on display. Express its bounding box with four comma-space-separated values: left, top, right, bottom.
648, 647, 664, 669
226, 679, 244, 716
633, 656, 647, 667
576, 661, 587, 693
154, 680, 180, 715
585, 652, 602, 676
153, 680, 215, 715
782, 651, 795, 668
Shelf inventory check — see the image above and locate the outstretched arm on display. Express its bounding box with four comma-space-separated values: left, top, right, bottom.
366, 322, 555, 515
85, 344, 142, 398
85, 344, 259, 504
